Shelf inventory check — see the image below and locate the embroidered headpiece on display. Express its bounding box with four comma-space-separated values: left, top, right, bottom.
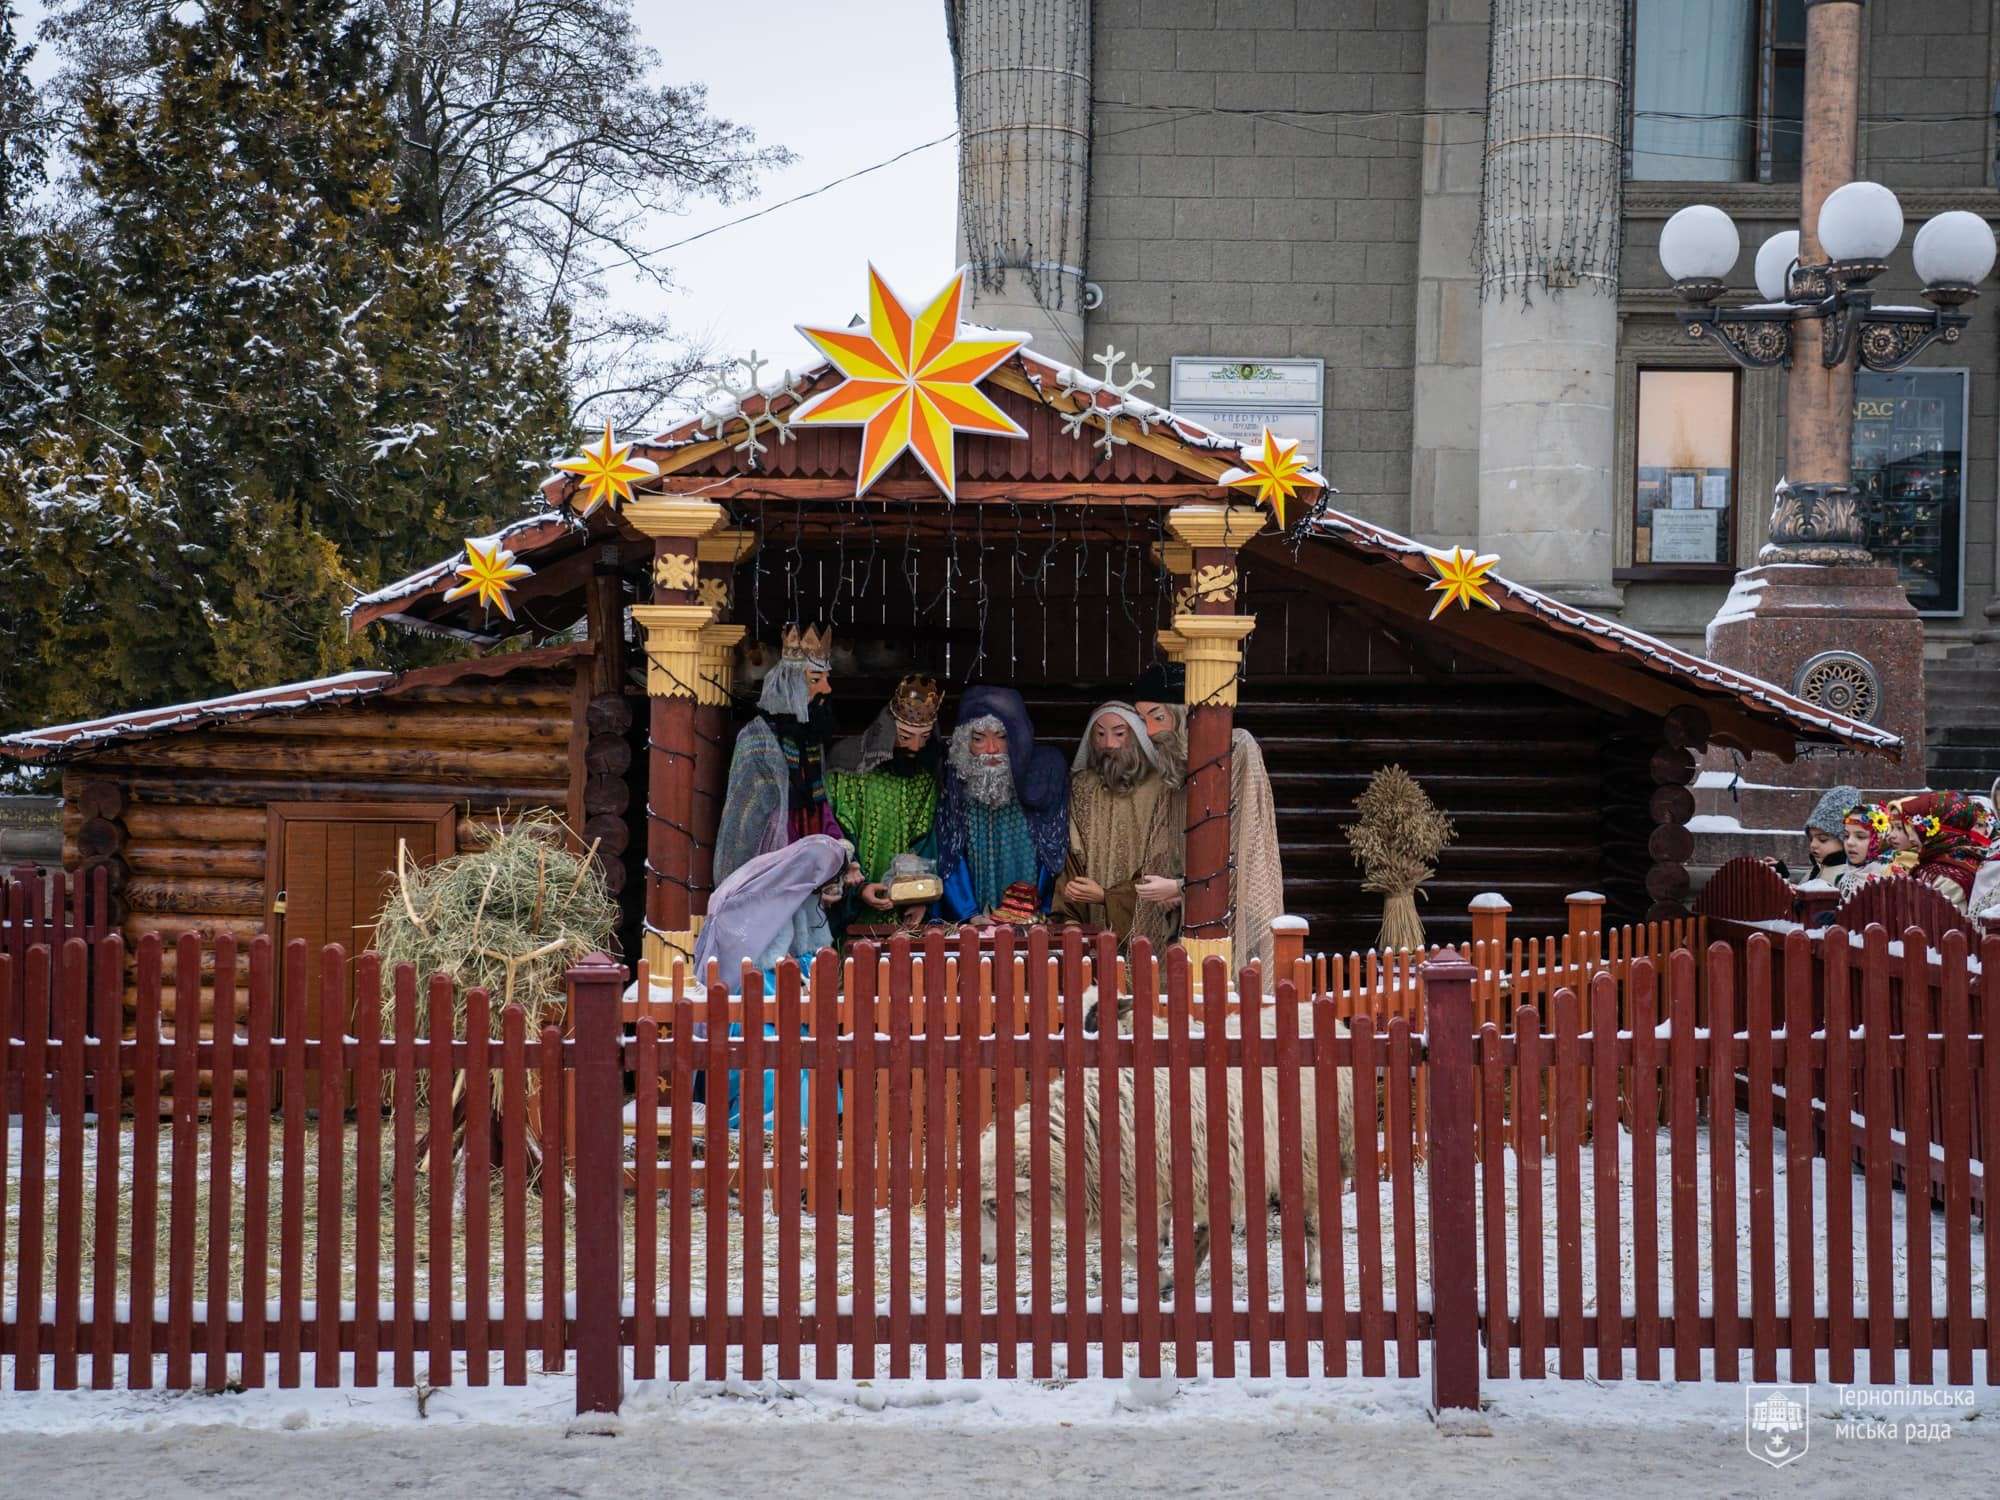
781, 624, 833, 670
888, 674, 943, 733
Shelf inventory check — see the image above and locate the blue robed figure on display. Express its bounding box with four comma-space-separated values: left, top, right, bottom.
935, 685, 1068, 922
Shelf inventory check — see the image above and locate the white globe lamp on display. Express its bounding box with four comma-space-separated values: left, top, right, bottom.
1754, 230, 1801, 302
1817, 180, 1903, 265
1913, 210, 1996, 304
1659, 204, 1740, 296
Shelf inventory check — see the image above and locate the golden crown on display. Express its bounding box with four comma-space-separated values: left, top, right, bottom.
889, 674, 942, 731
781, 624, 833, 665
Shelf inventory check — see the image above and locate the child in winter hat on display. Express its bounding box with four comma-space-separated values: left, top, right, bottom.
1799, 784, 1861, 886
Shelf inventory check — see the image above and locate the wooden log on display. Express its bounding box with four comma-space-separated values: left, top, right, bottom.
77, 817, 126, 859
598, 859, 627, 897
391, 683, 572, 709
1644, 863, 1691, 904
583, 774, 630, 817
110, 738, 564, 780
585, 694, 633, 736
125, 845, 267, 880
117, 776, 569, 810
76, 781, 128, 820
228, 711, 570, 744
76, 854, 130, 894
1647, 784, 1695, 825
1647, 823, 1696, 864
582, 815, 630, 859
120, 806, 269, 843
584, 737, 632, 776
1648, 747, 1697, 786
1661, 705, 1713, 752
129, 913, 263, 948
127, 878, 266, 918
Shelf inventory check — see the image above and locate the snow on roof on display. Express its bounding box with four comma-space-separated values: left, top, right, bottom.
1, 671, 395, 759
344, 511, 581, 619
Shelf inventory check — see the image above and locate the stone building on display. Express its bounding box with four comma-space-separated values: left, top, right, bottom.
947, 0, 2000, 791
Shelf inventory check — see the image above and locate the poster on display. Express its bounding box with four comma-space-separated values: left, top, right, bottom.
1668, 473, 1696, 510
1702, 473, 1729, 509
1650, 507, 1719, 563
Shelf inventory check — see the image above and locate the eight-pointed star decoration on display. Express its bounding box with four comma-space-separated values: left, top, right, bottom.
789, 265, 1026, 499
1424, 544, 1503, 621
1218, 425, 1320, 529
442, 538, 534, 620
554, 422, 658, 517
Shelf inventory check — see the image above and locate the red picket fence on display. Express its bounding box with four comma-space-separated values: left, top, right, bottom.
1, 923, 1993, 1414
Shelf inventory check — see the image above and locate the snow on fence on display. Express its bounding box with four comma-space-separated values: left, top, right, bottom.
0, 923, 1993, 1417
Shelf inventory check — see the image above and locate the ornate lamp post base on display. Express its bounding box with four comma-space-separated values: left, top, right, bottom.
1757, 478, 1875, 567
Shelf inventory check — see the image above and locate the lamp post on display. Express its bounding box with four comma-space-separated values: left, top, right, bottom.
1658, 188, 1995, 564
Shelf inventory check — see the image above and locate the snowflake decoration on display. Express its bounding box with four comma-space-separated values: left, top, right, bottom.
442, 539, 533, 620
1424, 545, 1502, 621
1058, 346, 1156, 461
695, 350, 806, 467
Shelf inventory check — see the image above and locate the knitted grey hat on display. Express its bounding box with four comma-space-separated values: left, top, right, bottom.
1805, 784, 1863, 837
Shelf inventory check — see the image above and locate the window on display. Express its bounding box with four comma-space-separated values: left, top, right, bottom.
1852, 369, 1967, 616
1629, 369, 1739, 575
1630, 0, 1803, 183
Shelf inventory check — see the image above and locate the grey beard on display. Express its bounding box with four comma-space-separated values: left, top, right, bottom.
960, 755, 1014, 808
1149, 726, 1189, 790
1089, 740, 1149, 794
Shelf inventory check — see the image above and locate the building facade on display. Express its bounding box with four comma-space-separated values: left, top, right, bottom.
952, 0, 2000, 658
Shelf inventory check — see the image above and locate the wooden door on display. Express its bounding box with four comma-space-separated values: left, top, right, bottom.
268, 802, 455, 1098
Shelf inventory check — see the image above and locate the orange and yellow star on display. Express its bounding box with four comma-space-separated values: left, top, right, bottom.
442, 538, 534, 620
1425, 545, 1502, 621
1218, 426, 1319, 528
789, 265, 1025, 499
555, 422, 657, 516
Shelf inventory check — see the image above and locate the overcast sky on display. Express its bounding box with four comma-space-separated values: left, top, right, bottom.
23, 0, 962, 397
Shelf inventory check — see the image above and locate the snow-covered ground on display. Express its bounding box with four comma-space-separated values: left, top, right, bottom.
0, 1353, 1995, 1497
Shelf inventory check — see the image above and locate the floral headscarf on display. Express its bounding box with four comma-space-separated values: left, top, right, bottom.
1842, 802, 1889, 864
1896, 790, 1986, 897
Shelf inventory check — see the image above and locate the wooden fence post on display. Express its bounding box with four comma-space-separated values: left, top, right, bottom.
1271, 915, 1307, 986
1468, 893, 1510, 954
1566, 891, 1605, 963
1422, 946, 1480, 1413
569, 952, 628, 1418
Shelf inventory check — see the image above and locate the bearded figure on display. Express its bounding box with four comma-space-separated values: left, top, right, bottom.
1051, 701, 1182, 948
825, 675, 945, 912
1134, 661, 1284, 975
714, 625, 846, 885
936, 685, 1069, 923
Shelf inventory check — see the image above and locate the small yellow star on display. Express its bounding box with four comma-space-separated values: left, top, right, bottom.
1218, 426, 1318, 528
442, 538, 534, 620
554, 422, 656, 516
1425, 545, 1502, 621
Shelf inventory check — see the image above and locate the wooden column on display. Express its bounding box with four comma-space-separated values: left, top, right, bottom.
1647, 706, 1708, 922
1166, 504, 1263, 984
691, 529, 755, 924
626, 499, 724, 977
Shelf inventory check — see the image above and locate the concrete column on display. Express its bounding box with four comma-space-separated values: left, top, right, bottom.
947, 0, 1092, 362
1477, 0, 1625, 609
1410, 2, 1491, 545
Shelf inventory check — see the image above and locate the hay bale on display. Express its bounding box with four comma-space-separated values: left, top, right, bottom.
370, 809, 619, 1037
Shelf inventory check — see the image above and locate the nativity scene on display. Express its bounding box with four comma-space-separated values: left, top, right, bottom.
4, 264, 1899, 1018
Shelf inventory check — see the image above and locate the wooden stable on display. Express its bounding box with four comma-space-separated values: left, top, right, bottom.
3, 339, 1897, 1024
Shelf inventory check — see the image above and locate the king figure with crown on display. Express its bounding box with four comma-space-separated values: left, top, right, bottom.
714, 624, 848, 886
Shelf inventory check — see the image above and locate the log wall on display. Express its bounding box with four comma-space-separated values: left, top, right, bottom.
58, 663, 581, 1035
